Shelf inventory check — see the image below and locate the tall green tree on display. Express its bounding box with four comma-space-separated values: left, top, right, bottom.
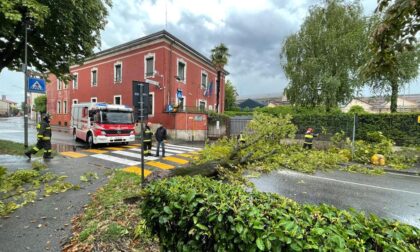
362, 1, 419, 112
0, 0, 111, 77
281, 0, 368, 111
224, 80, 238, 111
211, 43, 230, 113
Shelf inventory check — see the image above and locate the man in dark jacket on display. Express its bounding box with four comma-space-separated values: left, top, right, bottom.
25, 113, 53, 159
155, 124, 167, 157
143, 122, 153, 156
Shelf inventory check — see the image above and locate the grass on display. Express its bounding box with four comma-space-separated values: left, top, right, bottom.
0, 139, 56, 157
63, 170, 159, 252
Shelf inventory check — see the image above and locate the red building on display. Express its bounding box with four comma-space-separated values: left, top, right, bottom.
46, 30, 227, 140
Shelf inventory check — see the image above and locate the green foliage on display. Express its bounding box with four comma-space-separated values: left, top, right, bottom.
67, 171, 158, 251
141, 176, 420, 251
0, 140, 26, 155
224, 80, 238, 111
80, 172, 99, 183
34, 95, 47, 113
223, 110, 253, 117
341, 164, 385, 175
347, 105, 366, 114
281, 0, 368, 110
0, 166, 77, 216
0, 0, 111, 77
211, 43, 230, 70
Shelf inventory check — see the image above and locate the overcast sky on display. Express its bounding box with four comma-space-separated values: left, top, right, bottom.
1, 0, 419, 103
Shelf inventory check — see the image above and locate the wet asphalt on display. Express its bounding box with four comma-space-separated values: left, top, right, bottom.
251, 170, 420, 228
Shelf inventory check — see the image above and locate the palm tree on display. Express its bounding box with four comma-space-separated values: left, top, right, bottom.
211, 43, 230, 113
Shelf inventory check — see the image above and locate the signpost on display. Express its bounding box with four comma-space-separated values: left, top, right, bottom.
28, 77, 46, 93
132, 81, 149, 186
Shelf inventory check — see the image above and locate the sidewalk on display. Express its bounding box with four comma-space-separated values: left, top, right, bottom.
0, 155, 111, 252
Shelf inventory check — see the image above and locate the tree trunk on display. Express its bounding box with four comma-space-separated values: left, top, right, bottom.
215, 70, 221, 113
390, 80, 398, 113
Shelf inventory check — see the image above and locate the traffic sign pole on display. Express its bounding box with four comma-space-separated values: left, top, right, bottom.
140, 83, 145, 187
23, 19, 28, 148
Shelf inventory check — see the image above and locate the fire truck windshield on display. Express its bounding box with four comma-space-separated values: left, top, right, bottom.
100, 110, 133, 124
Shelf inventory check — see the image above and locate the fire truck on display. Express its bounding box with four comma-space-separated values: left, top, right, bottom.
71, 103, 136, 147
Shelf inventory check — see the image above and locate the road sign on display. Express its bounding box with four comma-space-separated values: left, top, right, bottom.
28, 77, 46, 93
177, 88, 183, 98
132, 81, 149, 120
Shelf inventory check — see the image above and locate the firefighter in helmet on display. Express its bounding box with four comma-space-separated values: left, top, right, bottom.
25, 113, 53, 159
303, 128, 317, 150
143, 122, 153, 156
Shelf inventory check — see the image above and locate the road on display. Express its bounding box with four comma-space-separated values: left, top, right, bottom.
252, 170, 420, 228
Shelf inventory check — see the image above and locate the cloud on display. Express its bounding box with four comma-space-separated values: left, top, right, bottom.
1, 0, 417, 103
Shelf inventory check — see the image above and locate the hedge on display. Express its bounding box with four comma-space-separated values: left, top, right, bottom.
141, 176, 420, 251
229, 107, 420, 146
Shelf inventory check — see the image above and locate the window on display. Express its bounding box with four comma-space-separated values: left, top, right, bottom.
63, 100, 67, 114
144, 53, 155, 77
177, 60, 186, 82
201, 71, 208, 89
72, 73, 78, 89
199, 101, 206, 112
63, 80, 68, 89
114, 95, 122, 105
57, 79, 62, 90
91, 97, 97, 103
57, 101, 61, 114
209, 105, 213, 111
177, 96, 185, 111
148, 93, 154, 116
91, 68, 98, 86
72, 99, 78, 104
114, 62, 122, 83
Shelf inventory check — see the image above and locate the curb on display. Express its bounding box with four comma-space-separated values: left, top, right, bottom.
383, 168, 420, 176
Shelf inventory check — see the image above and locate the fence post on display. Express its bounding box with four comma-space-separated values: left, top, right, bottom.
351, 113, 357, 159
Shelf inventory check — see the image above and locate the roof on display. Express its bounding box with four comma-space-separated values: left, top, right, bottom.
83, 30, 228, 75
238, 99, 265, 109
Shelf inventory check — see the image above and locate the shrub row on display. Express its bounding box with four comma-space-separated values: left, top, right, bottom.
141, 176, 419, 251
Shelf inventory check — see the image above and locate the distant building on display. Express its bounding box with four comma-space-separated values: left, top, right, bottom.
46, 30, 227, 140
236, 95, 289, 109
342, 94, 420, 113
0, 95, 17, 116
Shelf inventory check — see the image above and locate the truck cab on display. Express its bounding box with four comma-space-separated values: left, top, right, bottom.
71, 103, 135, 147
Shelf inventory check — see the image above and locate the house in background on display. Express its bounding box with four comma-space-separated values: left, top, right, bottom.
236, 95, 289, 110
0, 95, 18, 116
237, 98, 265, 110
342, 94, 420, 113
46, 30, 227, 141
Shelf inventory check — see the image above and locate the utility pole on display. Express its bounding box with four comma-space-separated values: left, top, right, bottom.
23, 17, 29, 148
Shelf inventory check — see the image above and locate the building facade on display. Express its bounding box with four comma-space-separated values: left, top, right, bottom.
46, 30, 226, 140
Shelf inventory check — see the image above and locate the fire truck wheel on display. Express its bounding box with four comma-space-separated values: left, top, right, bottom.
87, 133, 94, 149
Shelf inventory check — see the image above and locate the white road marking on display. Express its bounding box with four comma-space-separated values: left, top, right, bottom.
166, 144, 202, 150
91, 154, 140, 166
129, 148, 174, 156
386, 172, 420, 178
277, 170, 420, 196
151, 147, 184, 154
112, 151, 159, 160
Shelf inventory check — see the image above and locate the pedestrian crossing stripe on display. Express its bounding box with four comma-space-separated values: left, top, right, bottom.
130, 144, 141, 146
128, 148, 174, 156
166, 144, 202, 150
178, 153, 194, 158
146, 161, 175, 170
163, 156, 189, 164
122, 166, 152, 176
60, 152, 88, 158
112, 150, 160, 160
151, 147, 184, 154
91, 154, 141, 166
83, 149, 108, 154
104, 147, 126, 151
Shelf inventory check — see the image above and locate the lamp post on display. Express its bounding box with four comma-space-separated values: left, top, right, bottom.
23, 17, 29, 148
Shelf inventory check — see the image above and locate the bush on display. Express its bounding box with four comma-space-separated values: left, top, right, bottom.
141, 176, 420, 251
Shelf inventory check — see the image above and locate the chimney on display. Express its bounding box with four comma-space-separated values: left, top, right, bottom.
1, 95, 5, 101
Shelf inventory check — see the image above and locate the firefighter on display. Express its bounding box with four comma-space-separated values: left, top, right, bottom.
303, 128, 317, 150
143, 122, 153, 156
25, 113, 53, 159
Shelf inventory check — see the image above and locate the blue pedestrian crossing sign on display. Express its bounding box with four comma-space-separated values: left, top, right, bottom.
28, 77, 46, 93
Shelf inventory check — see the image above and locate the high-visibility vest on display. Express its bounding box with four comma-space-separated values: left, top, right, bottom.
143, 126, 153, 142
304, 133, 314, 144
37, 121, 52, 141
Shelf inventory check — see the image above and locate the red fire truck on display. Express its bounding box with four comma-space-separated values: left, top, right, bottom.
71, 103, 136, 147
